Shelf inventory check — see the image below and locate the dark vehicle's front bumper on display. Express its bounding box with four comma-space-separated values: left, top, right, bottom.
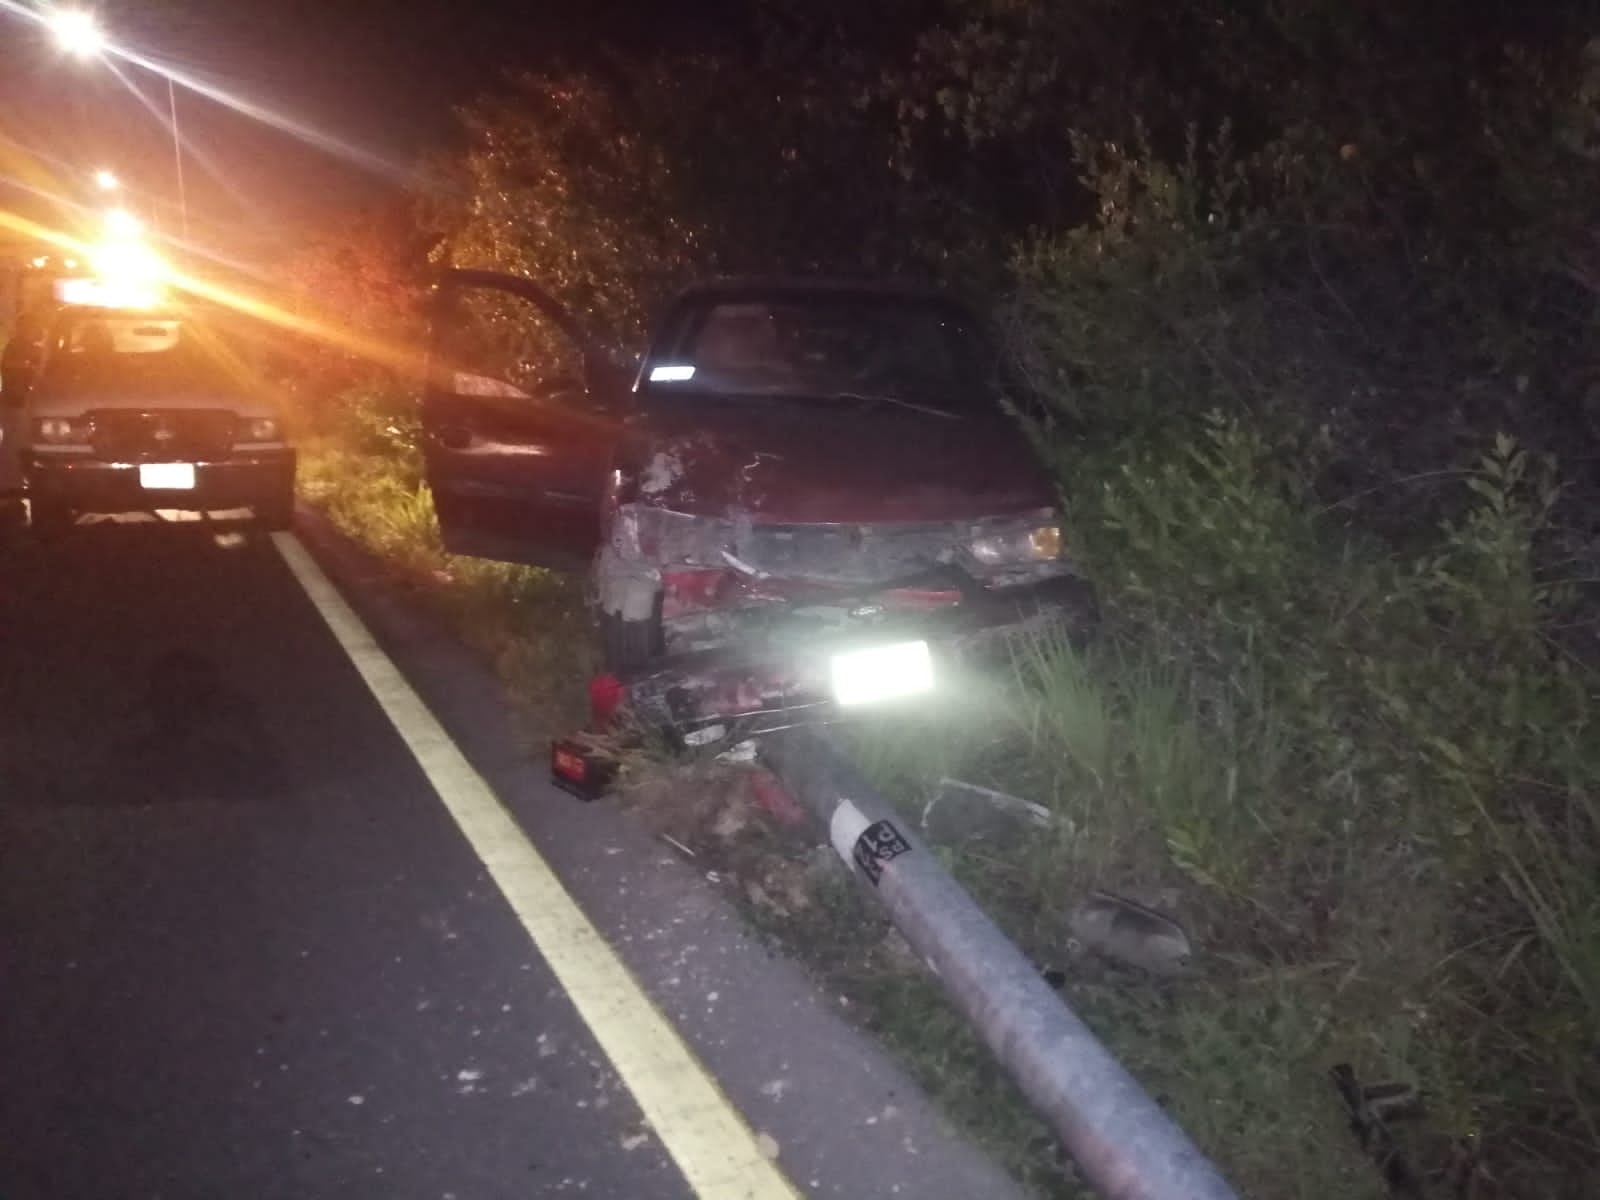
620, 572, 1099, 739
28, 449, 296, 515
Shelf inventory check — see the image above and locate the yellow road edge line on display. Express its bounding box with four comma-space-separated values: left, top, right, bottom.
272, 531, 800, 1200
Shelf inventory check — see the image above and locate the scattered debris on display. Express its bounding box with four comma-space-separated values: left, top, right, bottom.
760, 1077, 792, 1102
921, 777, 1055, 848
742, 857, 814, 917
717, 739, 759, 764
748, 768, 806, 825
1330, 1064, 1426, 1197
1066, 891, 1194, 977
659, 833, 697, 860
683, 723, 728, 748
756, 1131, 781, 1161
711, 798, 754, 841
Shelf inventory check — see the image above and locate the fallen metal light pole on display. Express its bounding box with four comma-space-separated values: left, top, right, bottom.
758, 728, 1239, 1200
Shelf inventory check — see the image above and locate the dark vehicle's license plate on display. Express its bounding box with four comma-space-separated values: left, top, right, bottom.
138, 462, 196, 490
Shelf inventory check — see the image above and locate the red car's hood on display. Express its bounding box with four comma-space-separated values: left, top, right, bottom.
629, 399, 1056, 523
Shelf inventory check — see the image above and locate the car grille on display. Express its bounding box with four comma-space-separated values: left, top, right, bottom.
732, 522, 959, 586
87, 409, 236, 462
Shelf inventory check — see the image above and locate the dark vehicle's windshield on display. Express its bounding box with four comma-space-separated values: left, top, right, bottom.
645, 293, 1003, 412
40, 315, 244, 395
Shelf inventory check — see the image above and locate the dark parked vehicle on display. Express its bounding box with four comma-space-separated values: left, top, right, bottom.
23, 303, 295, 534
421, 272, 1094, 727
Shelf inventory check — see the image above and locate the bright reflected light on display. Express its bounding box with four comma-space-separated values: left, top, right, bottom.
74, 235, 171, 308
49, 9, 107, 58
830, 641, 936, 707
94, 169, 120, 191
650, 364, 696, 382
92, 239, 165, 281
0, 210, 429, 384
104, 207, 142, 237
56, 276, 161, 309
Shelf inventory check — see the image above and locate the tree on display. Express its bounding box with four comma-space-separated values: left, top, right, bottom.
277, 200, 429, 394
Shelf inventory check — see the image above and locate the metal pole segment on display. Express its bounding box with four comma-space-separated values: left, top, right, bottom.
758, 728, 1239, 1200
167, 75, 188, 241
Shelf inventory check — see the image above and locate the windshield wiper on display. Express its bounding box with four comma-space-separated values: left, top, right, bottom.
824, 391, 962, 420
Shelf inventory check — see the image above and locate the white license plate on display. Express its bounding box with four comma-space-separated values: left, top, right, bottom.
830, 640, 935, 707
139, 462, 196, 490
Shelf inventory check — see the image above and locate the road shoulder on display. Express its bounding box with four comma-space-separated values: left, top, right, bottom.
289, 506, 1031, 1200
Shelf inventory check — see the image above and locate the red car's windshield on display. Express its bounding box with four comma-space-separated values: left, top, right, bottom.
646, 294, 1002, 411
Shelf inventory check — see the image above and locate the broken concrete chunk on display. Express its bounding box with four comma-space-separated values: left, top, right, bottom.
921, 777, 1055, 847
1066, 891, 1194, 977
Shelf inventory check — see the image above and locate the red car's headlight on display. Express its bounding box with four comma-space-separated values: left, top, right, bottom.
238, 417, 281, 443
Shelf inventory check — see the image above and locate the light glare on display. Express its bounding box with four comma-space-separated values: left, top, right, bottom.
50, 9, 107, 58
56, 276, 162, 309
649, 364, 696, 382
104, 207, 142, 237
831, 641, 935, 708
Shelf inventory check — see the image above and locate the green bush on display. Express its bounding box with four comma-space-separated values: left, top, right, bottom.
969, 119, 1600, 1192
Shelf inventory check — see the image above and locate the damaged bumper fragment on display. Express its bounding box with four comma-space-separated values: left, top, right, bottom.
593, 503, 1097, 738
614, 561, 1092, 740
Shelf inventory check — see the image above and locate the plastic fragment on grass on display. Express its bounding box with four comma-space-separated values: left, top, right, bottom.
1066, 891, 1194, 977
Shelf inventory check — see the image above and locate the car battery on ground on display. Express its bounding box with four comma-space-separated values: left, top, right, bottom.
549, 734, 619, 802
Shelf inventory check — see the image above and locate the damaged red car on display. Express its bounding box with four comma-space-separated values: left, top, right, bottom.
420, 271, 1096, 734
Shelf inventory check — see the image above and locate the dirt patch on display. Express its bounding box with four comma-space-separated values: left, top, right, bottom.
619, 757, 824, 920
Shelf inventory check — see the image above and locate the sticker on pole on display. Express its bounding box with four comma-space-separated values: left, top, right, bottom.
852, 819, 912, 885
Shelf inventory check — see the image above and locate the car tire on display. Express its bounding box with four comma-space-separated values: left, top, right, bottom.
0, 496, 24, 545
1052, 577, 1102, 648
600, 604, 664, 675
30, 498, 73, 539
255, 488, 295, 532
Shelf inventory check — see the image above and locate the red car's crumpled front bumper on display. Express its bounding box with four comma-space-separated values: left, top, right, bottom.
604, 570, 1098, 742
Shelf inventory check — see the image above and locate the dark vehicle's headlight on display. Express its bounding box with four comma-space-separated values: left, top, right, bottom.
969, 523, 1063, 566
34, 417, 84, 443
238, 417, 281, 443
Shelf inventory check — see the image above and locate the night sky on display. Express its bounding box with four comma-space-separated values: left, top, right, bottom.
0, 0, 737, 253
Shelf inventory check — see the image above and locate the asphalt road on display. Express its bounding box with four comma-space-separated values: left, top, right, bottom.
0, 517, 1029, 1200
0, 521, 688, 1200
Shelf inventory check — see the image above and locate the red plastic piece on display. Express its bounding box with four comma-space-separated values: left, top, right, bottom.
749, 768, 807, 826
589, 672, 627, 730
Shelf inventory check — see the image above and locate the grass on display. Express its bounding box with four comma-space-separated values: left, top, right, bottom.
296, 435, 595, 737
294, 410, 1599, 1200
819, 429, 1600, 1196
829, 642, 1419, 1199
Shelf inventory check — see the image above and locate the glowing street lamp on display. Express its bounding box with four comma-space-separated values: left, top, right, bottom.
94, 168, 120, 191
48, 9, 107, 59
46, 10, 189, 241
